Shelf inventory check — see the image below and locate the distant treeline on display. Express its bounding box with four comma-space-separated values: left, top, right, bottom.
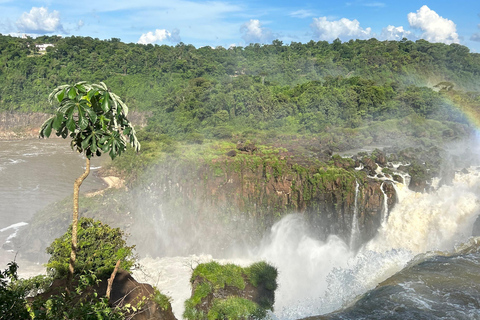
0, 34, 479, 138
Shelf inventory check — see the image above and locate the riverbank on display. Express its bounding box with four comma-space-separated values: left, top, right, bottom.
85, 175, 126, 197
0, 111, 150, 141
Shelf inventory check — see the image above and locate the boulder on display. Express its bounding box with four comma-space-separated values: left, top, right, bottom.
362, 156, 378, 175
184, 261, 277, 320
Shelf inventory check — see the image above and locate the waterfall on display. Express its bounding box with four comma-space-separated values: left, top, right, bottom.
349, 180, 360, 250
133, 168, 480, 320
380, 182, 389, 224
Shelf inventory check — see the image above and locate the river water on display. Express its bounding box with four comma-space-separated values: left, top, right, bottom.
2, 140, 480, 319
0, 139, 106, 267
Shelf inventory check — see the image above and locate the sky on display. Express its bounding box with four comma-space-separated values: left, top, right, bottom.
1, 0, 480, 52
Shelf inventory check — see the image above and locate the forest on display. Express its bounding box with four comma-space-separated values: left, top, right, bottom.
1, 34, 480, 178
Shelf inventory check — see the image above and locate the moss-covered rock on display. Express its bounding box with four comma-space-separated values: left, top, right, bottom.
184, 261, 277, 320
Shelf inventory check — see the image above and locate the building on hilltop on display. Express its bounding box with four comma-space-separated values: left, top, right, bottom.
35, 44, 55, 53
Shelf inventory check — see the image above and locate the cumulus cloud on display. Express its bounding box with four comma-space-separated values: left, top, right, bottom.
380, 25, 412, 41
310, 17, 371, 41
137, 28, 181, 44
408, 5, 459, 44
290, 9, 315, 19
240, 19, 275, 44
16, 7, 64, 34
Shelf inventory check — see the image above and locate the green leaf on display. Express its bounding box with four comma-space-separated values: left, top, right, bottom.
78, 106, 89, 130
91, 135, 97, 153
66, 118, 76, 132
57, 89, 66, 102
40, 118, 54, 138
101, 92, 110, 112
76, 84, 87, 93
52, 112, 64, 130
85, 106, 97, 123
87, 88, 98, 100
81, 135, 92, 149
68, 87, 77, 100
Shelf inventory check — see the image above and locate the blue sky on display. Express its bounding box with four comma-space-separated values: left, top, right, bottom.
1, 0, 480, 52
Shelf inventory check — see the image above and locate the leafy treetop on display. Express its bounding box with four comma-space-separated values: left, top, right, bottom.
39, 81, 140, 159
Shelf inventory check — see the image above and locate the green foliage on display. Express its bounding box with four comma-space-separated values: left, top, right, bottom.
185, 261, 277, 320
39, 81, 140, 159
152, 289, 172, 311
207, 297, 266, 320
191, 261, 245, 290
0, 262, 30, 319
28, 273, 126, 320
245, 261, 278, 292
45, 217, 136, 279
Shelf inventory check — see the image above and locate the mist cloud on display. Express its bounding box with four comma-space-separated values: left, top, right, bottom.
408, 5, 459, 44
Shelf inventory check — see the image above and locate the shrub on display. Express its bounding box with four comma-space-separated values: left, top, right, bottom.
0, 262, 30, 319
45, 218, 136, 279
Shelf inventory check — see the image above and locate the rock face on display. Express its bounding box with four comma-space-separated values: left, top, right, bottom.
15, 148, 400, 261
127, 153, 397, 256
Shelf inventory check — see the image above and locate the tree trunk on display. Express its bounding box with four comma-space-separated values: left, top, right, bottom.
67, 157, 90, 289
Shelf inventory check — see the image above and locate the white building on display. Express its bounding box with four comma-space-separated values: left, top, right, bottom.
35, 44, 55, 52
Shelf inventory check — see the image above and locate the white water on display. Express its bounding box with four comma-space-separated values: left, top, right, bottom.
135, 168, 480, 319
349, 181, 360, 250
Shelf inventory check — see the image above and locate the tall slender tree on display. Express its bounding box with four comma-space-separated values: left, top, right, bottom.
39, 81, 140, 288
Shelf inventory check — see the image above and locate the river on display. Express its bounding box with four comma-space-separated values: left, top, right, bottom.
2, 139, 480, 319
0, 139, 106, 268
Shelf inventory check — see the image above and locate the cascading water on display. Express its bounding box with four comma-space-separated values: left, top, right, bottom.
379, 181, 391, 224
349, 180, 360, 250
135, 167, 480, 320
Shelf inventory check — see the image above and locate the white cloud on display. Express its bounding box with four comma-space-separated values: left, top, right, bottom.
240, 19, 274, 44
16, 7, 64, 34
77, 19, 84, 30
408, 5, 459, 44
290, 9, 315, 19
310, 17, 371, 41
138, 29, 177, 44
364, 2, 386, 8
380, 25, 412, 41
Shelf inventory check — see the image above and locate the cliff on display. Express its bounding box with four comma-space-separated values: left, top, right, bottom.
13, 143, 399, 261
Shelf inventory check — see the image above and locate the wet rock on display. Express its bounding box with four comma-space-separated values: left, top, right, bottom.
372, 149, 387, 166
236, 142, 257, 153
393, 174, 404, 184
226, 150, 236, 157
362, 157, 378, 175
